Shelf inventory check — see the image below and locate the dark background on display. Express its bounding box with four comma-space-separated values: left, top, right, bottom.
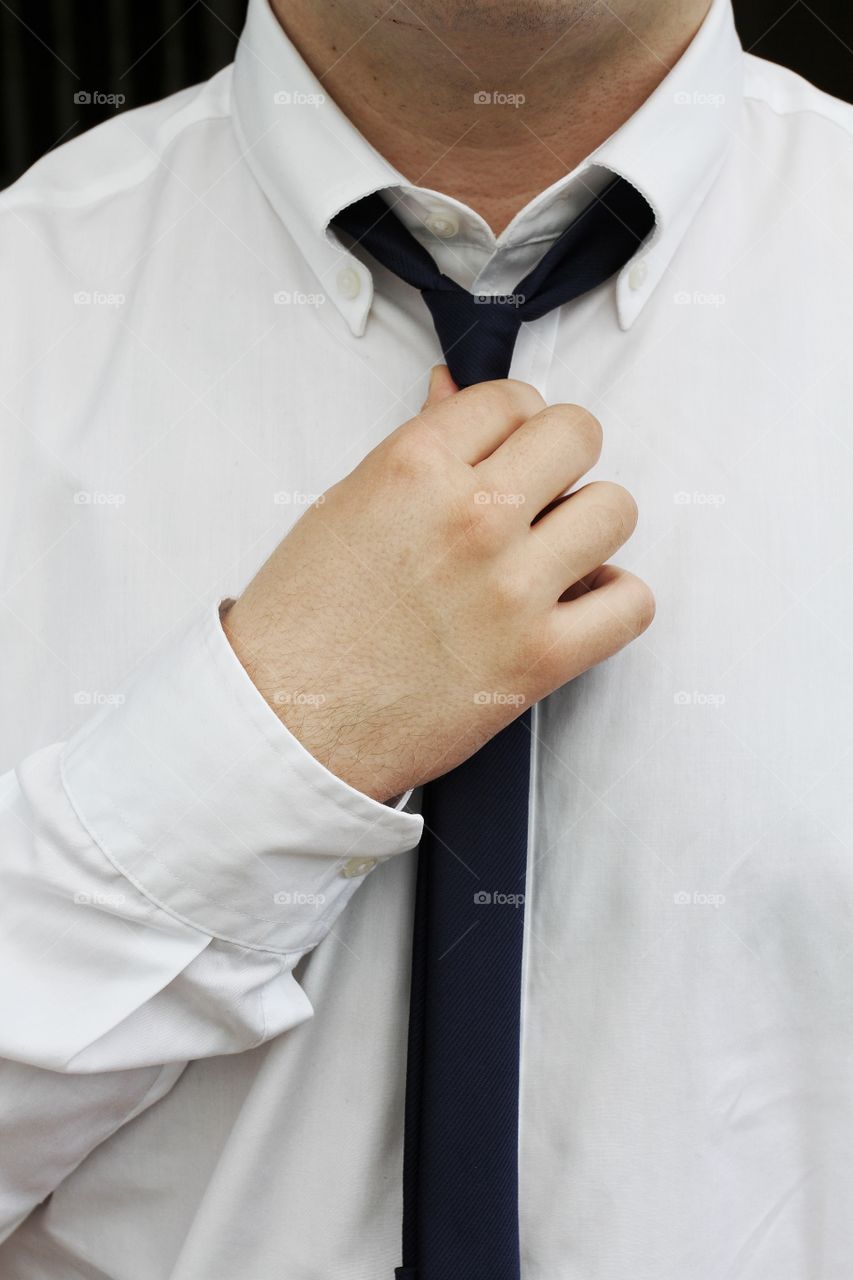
1, 0, 852, 189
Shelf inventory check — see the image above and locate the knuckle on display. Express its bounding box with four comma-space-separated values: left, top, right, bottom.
550, 403, 603, 457
489, 378, 546, 418
607, 570, 655, 637
585, 481, 639, 538
503, 376, 545, 403
626, 576, 656, 634
382, 425, 441, 481
571, 407, 603, 459
576, 503, 624, 551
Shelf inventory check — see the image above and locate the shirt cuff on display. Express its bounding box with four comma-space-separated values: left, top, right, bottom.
61, 600, 423, 953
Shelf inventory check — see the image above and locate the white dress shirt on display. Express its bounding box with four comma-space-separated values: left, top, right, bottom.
2, 0, 853, 1274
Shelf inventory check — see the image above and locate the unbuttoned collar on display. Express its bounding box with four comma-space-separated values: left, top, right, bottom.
232, 0, 743, 335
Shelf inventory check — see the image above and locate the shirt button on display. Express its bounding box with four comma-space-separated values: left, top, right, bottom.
340, 856, 378, 878
424, 209, 460, 239
336, 266, 362, 299
628, 259, 648, 291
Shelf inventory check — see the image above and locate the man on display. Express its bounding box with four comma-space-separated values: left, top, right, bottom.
1, 0, 852, 1273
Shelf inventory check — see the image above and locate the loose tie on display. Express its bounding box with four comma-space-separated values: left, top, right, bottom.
333, 176, 654, 1280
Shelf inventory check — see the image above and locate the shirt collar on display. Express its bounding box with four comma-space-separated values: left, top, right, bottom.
232, 0, 743, 336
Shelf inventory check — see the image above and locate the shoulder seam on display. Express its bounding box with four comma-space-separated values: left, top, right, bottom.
0, 74, 233, 217
742, 56, 853, 142
742, 89, 853, 148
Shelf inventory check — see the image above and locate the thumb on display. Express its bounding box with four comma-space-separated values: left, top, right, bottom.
423, 363, 458, 408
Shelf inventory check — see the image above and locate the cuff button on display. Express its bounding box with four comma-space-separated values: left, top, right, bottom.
340, 856, 378, 878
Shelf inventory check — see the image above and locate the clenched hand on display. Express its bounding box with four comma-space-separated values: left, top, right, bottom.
222, 369, 654, 802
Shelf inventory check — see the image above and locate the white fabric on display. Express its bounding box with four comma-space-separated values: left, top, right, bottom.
2, 0, 853, 1274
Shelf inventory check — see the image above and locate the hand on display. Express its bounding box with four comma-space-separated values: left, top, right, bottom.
222, 368, 654, 802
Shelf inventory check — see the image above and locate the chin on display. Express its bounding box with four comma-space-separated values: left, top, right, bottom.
405, 0, 607, 35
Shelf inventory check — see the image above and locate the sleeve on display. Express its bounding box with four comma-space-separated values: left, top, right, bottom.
0, 598, 422, 1236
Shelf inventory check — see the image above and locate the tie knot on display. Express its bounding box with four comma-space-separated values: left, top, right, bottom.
421, 288, 525, 386
332, 178, 655, 388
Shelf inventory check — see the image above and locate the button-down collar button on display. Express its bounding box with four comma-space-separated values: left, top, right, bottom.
424, 209, 460, 239
336, 265, 362, 299
341, 856, 378, 878
628, 259, 648, 291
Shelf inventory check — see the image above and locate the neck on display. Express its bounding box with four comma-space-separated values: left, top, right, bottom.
271, 0, 712, 235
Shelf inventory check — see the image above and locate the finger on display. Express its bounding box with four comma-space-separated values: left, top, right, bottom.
417, 378, 546, 466
477, 403, 602, 517
527, 481, 638, 600
423, 364, 458, 408
533, 565, 655, 691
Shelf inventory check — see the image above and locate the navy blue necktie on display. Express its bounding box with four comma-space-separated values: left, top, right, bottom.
333, 178, 654, 1280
